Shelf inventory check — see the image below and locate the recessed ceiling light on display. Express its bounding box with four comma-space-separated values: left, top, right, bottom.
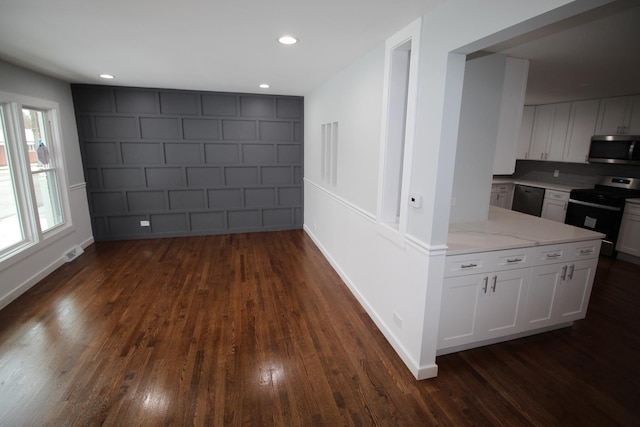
99, 74, 115, 79
278, 35, 298, 45
259, 83, 271, 89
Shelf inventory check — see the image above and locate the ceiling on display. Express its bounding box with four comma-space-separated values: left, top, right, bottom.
486, 0, 640, 105
0, 1, 638, 103
0, 0, 440, 96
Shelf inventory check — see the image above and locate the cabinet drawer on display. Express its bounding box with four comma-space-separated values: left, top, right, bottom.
544, 189, 569, 202
570, 240, 601, 260
445, 255, 486, 277
533, 244, 570, 264
495, 250, 531, 270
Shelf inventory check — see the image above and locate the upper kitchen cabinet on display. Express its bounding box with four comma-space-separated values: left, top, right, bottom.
520, 99, 599, 164
515, 106, 534, 160
529, 102, 571, 162
563, 99, 600, 163
595, 95, 640, 135
492, 58, 530, 175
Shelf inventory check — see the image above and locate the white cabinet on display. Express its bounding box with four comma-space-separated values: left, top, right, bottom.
595, 95, 640, 135
616, 201, 640, 257
529, 103, 571, 161
515, 106, 534, 160
439, 268, 529, 350
490, 183, 513, 209
541, 189, 569, 223
564, 99, 600, 163
438, 240, 601, 354
524, 258, 597, 330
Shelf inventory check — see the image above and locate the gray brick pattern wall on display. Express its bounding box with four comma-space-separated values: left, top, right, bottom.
72, 85, 303, 241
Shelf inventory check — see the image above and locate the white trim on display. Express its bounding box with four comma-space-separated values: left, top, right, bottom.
303, 224, 424, 378
376, 17, 422, 239
305, 177, 450, 256
69, 182, 86, 191
304, 178, 376, 223
0, 256, 66, 311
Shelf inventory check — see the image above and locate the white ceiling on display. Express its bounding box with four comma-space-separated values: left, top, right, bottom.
487, 0, 640, 105
0, 0, 638, 103
0, 0, 440, 96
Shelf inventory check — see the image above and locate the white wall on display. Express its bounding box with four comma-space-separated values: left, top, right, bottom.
0, 60, 93, 310
304, 0, 610, 379
450, 54, 507, 224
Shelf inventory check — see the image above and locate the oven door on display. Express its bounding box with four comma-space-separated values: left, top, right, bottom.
565, 199, 623, 256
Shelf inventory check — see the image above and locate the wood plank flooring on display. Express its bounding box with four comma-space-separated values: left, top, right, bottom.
0, 230, 639, 426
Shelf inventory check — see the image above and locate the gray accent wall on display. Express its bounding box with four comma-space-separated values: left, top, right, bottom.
72, 85, 303, 241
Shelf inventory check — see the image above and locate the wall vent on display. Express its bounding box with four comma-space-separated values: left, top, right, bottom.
63, 245, 84, 262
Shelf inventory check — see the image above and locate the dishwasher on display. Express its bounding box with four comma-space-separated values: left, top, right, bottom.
512, 185, 545, 217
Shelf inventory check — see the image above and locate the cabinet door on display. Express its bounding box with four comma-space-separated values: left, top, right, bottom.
529, 105, 553, 160
524, 264, 563, 330
625, 95, 640, 135
541, 199, 567, 223
556, 259, 597, 322
516, 106, 534, 159
476, 269, 529, 340
596, 96, 628, 135
564, 99, 599, 163
616, 209, 640, 256
438, 275, 483, 349
546, 102, 571, 161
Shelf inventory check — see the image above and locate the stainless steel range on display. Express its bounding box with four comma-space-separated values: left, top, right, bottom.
565, 176, 640, 256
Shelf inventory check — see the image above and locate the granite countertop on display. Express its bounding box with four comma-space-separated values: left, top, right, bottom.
492, 178, 577, 193
447, 206, 605, 255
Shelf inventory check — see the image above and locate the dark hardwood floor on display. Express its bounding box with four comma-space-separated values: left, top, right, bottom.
0, 230, 638, 426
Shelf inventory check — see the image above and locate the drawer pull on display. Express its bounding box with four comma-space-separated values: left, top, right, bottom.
506, 258, 522, 263
579, 249, 593, 255
461, 263, 478, 269
491, 275, 497, 292
482, 276, 488, 293
561, 265, 567, 280
568, 264, 575, 280
546, 253, 561, 258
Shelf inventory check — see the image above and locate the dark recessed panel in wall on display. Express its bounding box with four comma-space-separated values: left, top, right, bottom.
183, 119, 219, 140
160, 92, 199, 115
73, 84, 302, 241
240, 96, 274, 118
115, 89, 158, 114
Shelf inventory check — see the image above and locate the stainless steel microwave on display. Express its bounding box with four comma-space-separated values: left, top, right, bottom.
588, 135, 640, 165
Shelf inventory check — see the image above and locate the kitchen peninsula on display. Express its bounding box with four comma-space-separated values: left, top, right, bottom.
438, 207, 604, 355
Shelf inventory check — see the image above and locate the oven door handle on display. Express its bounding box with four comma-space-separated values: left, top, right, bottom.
568, 199, 621, 212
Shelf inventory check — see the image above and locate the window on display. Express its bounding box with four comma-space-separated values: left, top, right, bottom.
0, 92, 67, 261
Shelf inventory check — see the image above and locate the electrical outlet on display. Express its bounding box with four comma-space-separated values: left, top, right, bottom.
554, 170, 559, 177
140, 220, 150, 227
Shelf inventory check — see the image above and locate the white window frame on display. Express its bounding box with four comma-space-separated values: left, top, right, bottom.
0, 90, 72, 267
376, 18, 421, 245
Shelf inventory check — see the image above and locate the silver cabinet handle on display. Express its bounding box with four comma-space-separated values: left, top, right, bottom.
483, 276, 488, 293
506, 258, 522, 263
491, 276, 497, 292
568, 264, 575, 280
561, 265, 567, 280
580, 249, 593, 255
546, 253, 561, 258
461, 263, 477, 269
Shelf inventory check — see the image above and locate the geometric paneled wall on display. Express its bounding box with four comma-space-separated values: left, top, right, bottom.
71, 85, 303, 241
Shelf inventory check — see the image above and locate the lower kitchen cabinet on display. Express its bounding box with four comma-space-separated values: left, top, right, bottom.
438, 268, 529, 350
523, 258, 597, 330
616, 201, 640, 257
541, 189, 569, 223
438, 239, 601, 354
490, 183, 513, 209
